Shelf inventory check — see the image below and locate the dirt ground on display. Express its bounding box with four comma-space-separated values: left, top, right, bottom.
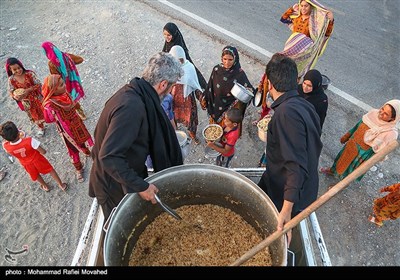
0, 0, 398, 268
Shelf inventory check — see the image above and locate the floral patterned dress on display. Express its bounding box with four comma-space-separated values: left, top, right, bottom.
8, 71, 45, 128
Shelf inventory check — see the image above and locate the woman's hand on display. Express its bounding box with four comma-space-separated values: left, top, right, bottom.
12, 89, 28, 101
200, 96, 207, 110
340, 132, 350, 144
327, 11, 334, 21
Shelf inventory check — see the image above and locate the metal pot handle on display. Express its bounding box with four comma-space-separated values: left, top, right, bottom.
287, 249, 295, 266
103, 207, 117, 233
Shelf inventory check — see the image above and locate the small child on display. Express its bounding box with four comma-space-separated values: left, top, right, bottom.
5, 57, 46, 136
162, 93, 177, 129
206, 108, 243, 168
0, 121, 67, 192
146, 93, 176, 169
368, 182, 400, 227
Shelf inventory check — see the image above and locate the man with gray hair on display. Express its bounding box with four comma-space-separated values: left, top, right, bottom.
89, 52, 184, 221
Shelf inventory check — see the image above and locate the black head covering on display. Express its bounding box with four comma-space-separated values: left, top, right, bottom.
162, 22, 192, 62
298, 69, 328, 128
162, 22, 208, 89
204, 46, 254, 122
221, 45, 241, 73
302, 69, 323, 94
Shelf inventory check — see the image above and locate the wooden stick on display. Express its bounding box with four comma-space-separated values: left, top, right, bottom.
230, 139, 399, 266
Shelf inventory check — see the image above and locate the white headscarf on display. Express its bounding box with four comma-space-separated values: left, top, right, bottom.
362, 99, 400, 153
169, 45, 202, 98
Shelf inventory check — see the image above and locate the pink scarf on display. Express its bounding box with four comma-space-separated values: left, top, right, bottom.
362, 99, 400, 152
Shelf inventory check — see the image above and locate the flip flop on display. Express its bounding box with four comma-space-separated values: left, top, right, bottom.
40, 185, 50, 192
193, 137, 201, 145
368, 215, 383, 227
76, 171, 84, 183
60, 183, 69, 192
0, 171, 7, 181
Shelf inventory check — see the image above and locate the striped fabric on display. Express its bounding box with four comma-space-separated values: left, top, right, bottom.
281, 0, 332, 79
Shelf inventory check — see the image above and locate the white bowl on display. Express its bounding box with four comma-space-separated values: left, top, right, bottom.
202, 124, 223, 142
252, 90, 262, 107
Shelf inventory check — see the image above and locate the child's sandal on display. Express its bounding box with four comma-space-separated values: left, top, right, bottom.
368, 215, 383, 227
76, 171, 84, 183
193, 137, 201, 145
60, 183, 69, 192
40, 185, 50, 192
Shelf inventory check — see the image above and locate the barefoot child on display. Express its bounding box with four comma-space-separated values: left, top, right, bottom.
0, 121, 67, 192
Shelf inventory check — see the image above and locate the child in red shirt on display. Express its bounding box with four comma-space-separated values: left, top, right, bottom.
206, 108, 242, 168
0, 121, 67, 192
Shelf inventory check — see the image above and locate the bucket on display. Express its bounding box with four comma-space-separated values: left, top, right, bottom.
103, 164, 287, 266
231, 82, 254, 103
321, 75, 330, 90
175, 130, 190, 160
204, 143, 221, 159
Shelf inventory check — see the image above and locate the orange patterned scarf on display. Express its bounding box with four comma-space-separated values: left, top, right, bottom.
42, 74, 75, 110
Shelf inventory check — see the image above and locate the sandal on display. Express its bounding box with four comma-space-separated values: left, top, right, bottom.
193, 137, 201, 145
60, 183, 69, 192
320, 167, 333, 176
37, 129, 45, 136
0, 171, 7, 181
76, 170, 84, 183
368, 215, 383, 227
40, 185, 50, 192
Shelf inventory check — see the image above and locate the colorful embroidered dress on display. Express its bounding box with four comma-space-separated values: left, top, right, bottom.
331, 99, 400, 181
280, 0, 334, 79
42, 74, 93, 171
6, 58, 45, 129
372, 183, 400, 225
169, 45, 202, 140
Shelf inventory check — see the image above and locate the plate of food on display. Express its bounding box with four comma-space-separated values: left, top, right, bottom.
13, 88, 28, 100
257, 115, 272, 142
202, 124, 223, 142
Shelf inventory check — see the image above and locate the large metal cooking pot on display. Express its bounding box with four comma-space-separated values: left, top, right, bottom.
103, 164, 287, 266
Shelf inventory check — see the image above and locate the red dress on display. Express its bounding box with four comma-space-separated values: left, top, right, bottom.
8, 71, 45, 128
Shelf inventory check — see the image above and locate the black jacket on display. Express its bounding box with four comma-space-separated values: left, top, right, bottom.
89, 78, 183, 206
258, 90, 323, 214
